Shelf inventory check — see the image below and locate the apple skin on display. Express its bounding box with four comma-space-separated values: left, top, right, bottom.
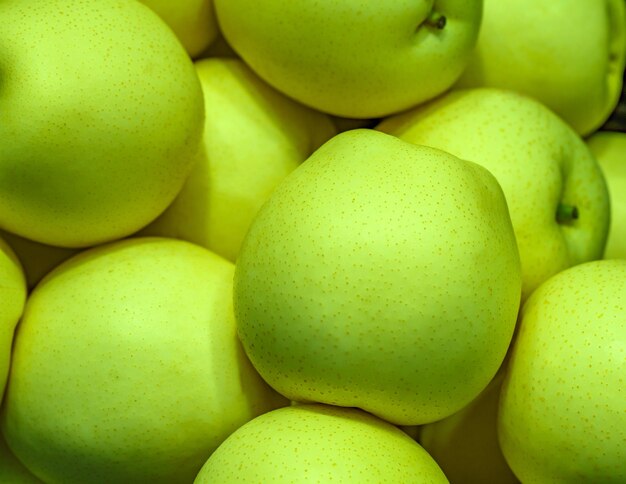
140, 58, 336, 262
0, 434, 42, 484
455, 0, 626, 136
0, 237, 288, 484
378, 88, 610, 301
194, 404, 449, 483
0, 0, 204, 248
499, 259, 626, 482
234, 129, 522, 426
139, 0, 218, 58
214, 0, 483, 118
586, 131, 626, 260
0, 236, 26, 399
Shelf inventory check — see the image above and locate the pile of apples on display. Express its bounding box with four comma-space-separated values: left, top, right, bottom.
1, 0, 625, 483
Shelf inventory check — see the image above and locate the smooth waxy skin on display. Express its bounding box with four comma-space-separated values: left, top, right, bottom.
587, 131, 626, 259
194, 404, 449, 483
0, 435, 42, 484
234, 129, 522, 425
0, 236, 26, 399
0, 0, 204, 247
455, 0, 626, 136
140, 58, 336, 261
139, 0, 218, 58
499, 260, 626, 482
1, 238, 287, 484
214, 0, 483, 118
378, 88, 610, 301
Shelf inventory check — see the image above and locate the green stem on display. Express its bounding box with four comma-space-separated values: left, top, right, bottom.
556, 203, 579, 224
425, 11, 447, 29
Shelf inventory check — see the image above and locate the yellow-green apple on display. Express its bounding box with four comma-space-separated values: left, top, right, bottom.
234, 129, 522, 425
420, 369, 518, 484
0, 236, 26, 398
140, 58, 336, 262
1, 237, 287, 484
0, 230, 79, 290
214, 0, 483, 118
139, 0, 218, 58
499, 259, 626, 482
0, 435, 42, 484
194, 404, 449, 483
0, 0, 204, 248
455, 0, 626, 136
378, 88, 610, 301
587, 131, 626, 259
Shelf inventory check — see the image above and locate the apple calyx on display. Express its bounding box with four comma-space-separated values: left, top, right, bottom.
556, 203, 579, 224
425, 11, 447, 29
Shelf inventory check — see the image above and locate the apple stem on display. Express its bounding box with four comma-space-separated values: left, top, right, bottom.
425, 11, 447, 29
556, 204, 579, 224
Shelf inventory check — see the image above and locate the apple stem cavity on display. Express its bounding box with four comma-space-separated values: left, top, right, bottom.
425, 11, 447, 29
556, 204, 579, 224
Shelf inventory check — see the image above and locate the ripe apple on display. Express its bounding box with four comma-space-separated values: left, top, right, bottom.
499, 259, 626, 482
378, 88, 610, 301
0, 236, 26, 398
234, 129, 522, 426
587, 131, 626, 259
0, 435, 41, 484
194, 404, 449, 483
455, 0, 626, 136
139, 0, 218, 58
0, 0, 204, 248
1, 237, 288, 483
139, 58, 336, 262
214, 0, 483, 118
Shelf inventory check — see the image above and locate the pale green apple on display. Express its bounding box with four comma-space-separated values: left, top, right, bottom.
1, 237, 288, 483
214, 0, 483, 118
0, 230, 79, 290
0, 236, 26, 399
0, 435, 42, 484
420, 369, 518, 484
499, 259, 626, 482
234, 129, 522, 425
139, 0, 218, 58
378, 88, 610, 301
587, 131, 626, 259
0, 0, 204, 248
194, 404, 449, 483
140, 58, 336, 262
455, 0, 626, 136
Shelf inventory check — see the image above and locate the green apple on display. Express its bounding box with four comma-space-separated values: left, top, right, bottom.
499, 259, 626, 482
140, 58, 336, 262
194, 404, 449, 483
455, 0, 626, 136
139, 0, 218, 58
0, 435, 42, 484
234, 129, 522, 425
0, 236, 26, 399
1, 237, 288, 483
214, 0, 483, 118
0, 230, 79, 290
0, 0, 204, 248
420, 369, 518, 484
378, 88, 610, 301
587, 131, 626, 259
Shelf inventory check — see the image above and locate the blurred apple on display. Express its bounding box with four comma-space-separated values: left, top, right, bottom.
140, 58, 336, 261
455, 0, 626, 136
234, 129, 521, 426
587, 130, 626, 259
499, 259, 626, 482
0, 434, 41, 484
1, 238, 287, 483
194, 404, 449, 483
214, 0, 483, 118
379, 88, 610, 300
0, 0, 204, 248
